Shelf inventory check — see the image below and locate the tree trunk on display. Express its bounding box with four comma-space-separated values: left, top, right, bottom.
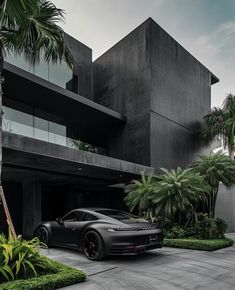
211, 187, 219, 219
0, 49, 16, 237
228, 139, 235, 160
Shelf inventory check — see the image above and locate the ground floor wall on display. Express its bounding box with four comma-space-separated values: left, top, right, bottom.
0, 181, 23, 234
216, 184, 235, 232
0, 180, 126, 238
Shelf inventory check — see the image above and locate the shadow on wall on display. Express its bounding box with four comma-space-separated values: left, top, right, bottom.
216, 184, 235, 232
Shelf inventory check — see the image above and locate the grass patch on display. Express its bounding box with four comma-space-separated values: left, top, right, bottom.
0, 258, 86, 290
164, 237, 234, 251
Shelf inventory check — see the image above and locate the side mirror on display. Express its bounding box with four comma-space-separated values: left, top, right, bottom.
56, 217, 63, 225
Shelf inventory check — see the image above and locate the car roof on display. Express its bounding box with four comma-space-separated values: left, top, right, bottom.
71, 208, 119, 213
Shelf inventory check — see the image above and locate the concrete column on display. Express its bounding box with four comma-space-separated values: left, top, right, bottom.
22, 181, 41, 238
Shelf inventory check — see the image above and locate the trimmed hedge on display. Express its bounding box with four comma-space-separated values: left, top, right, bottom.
0, 259, 86, 290
164, 238, 234, 251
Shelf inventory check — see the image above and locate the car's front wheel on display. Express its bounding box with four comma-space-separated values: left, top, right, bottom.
82, 230, 105, 260
34, 226, 51, 247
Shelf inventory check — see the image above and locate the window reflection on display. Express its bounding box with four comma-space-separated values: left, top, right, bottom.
5, 53, 76, 93
3, 106, 67, 147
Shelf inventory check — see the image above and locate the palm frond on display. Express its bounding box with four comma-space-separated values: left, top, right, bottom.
0, 0, 76, 69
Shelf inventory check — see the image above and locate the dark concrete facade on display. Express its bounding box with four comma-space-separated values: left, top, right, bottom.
65, 34, 93, 99
94, 18, 218, 168
0, 18, 218, 236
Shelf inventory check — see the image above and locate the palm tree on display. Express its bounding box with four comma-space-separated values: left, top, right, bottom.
151, 167, 210, 223
0, 0, 76, 236
124, 172, 158, 217
190, 152, 235, 218
201, 93, 235, 159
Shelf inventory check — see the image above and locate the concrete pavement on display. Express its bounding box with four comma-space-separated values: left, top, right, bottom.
41, 234, 235, 290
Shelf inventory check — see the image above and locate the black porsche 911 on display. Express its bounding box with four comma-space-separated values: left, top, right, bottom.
34, 208, 164, 260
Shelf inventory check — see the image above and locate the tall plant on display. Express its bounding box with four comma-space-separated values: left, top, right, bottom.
0, 0, 76, 236
151, 168, 210, 223
201, 93, 235, 159
124, 172, 157, 217
191, 152, 235, 218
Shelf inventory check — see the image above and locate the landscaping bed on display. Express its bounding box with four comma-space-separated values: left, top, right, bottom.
164, 237, 234, 251
0, 258, 86, 290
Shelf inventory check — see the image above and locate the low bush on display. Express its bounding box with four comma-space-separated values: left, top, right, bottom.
164, 238, 234, 251
163, 214, 228, 240
0, 259, 86, 290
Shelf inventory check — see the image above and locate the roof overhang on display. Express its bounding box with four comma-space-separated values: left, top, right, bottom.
2, 132, 155, 189
211, 73, 219, 85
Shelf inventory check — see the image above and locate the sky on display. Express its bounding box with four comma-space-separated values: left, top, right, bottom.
53, 0, 235, 108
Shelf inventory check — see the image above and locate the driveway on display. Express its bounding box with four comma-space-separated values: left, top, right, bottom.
41, 234, 235, 290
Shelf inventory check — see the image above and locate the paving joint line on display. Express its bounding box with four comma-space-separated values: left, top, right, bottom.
89, 266, 119, 277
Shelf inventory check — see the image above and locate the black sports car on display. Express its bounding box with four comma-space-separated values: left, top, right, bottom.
34, 208, 164, 260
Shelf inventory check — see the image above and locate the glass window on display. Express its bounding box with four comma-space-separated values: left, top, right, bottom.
49, 61, 73, 89
62, 211, 84, 222
82, 213, 98, 221
49, 121, 66, 146
34, 117, 49, 142
6, 53, 74, 92
6, 53, 30, 72
96, 210, 147, 222
2, 106, 34, 138
33, 58, 50, 81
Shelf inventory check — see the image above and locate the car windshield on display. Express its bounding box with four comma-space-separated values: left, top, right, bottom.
96, 210, 148, 222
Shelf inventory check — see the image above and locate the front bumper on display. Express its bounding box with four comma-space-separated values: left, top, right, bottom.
101, 228, 164, 255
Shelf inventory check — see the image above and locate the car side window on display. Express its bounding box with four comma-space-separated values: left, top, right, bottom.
82, 213, 98, 221
62, 211, 84, 222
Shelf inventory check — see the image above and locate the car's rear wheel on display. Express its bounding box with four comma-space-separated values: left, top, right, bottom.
82, 230, 105, 260
35, 226, 51, 247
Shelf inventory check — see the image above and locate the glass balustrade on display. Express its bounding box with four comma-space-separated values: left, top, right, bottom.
3, 106, 69, 147
5, 53, 74, 92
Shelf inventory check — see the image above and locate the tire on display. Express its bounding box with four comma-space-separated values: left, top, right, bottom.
82, 230, 105, 261
34, 226, 51, 247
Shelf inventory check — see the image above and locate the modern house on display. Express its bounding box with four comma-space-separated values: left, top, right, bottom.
0, 18, 218, 237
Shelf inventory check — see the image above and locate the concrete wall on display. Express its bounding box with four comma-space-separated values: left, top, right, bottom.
93, 18, 214, 168
93, 20, 151, 165
65, 34, 93, 99
216, 184, 235, 232
149, 19, 212, 169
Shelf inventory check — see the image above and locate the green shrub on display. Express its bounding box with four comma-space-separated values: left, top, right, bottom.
0, 259, 86, 290
0, 234, 54, 283
163, 215, 228, 240
215, 217, 228, 238
164, 225, 187, 239
164, 238, 234, 251
193, 214, 228, 239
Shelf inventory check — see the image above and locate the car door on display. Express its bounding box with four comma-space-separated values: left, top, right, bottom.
63, 213, 99, 246
52, 210, 84, 246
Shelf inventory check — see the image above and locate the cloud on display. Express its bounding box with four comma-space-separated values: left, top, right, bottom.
177, 20, 235, 107
53, 0, 234, 108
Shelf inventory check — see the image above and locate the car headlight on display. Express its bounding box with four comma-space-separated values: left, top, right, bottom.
106, 228, 117, 232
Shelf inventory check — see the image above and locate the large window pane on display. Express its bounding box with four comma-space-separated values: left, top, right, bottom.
49, 61, 73, 89
34, 117, 49, 142
5, 54, 30, 73
49, 122, 66, 146
33, 56, 50, 81
2, 106, 34, 138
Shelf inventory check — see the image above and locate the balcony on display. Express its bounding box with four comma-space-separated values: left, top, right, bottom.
3, 62, 126, 147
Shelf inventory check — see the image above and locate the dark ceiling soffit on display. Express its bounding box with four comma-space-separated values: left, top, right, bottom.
3, 62, 126, 122
2, 132, 156, 178
211, 73, 219, 85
